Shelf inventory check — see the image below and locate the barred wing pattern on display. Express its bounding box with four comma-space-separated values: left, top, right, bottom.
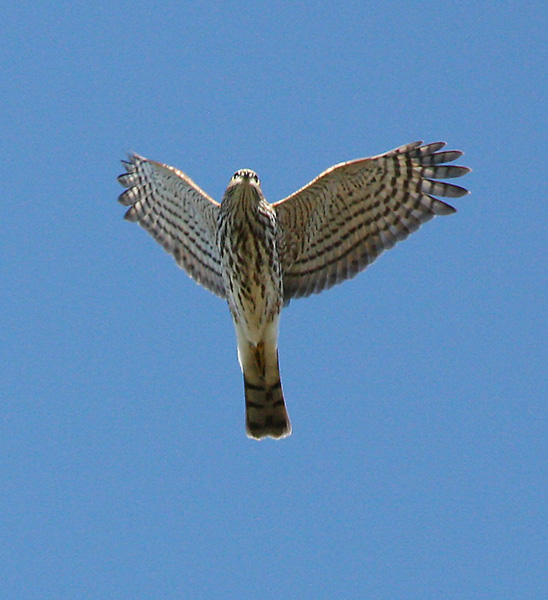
118, 154, 226, 298
274, 142, 470, 302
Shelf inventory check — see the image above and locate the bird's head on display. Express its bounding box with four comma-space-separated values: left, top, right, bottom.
224, 169, 263, 203
229, 169, 261, 187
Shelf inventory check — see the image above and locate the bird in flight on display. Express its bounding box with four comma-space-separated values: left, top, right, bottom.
117, 141, 470, 439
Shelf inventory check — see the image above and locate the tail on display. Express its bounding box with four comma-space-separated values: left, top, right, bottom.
239, 341, 291, 440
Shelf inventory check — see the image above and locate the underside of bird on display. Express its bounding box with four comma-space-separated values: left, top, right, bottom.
117, 141, 471, 440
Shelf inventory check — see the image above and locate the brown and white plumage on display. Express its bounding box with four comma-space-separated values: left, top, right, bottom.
118, 155, 226, 298
117, 141, 470, 439
217, 169, 290, 438
275, 141, 469, 301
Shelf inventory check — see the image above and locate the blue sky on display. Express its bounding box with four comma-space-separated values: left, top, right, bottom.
1, 1, 547, 598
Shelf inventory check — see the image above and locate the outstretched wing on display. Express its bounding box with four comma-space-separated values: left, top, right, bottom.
273, 141, 470, 301
118, 153, 226, 298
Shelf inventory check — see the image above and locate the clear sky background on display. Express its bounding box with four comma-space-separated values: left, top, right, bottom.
1, 2, 546, 599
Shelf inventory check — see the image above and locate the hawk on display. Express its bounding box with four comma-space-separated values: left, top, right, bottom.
117, 141, 470, 439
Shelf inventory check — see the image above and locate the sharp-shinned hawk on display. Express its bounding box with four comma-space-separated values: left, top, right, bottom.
117, 141, 470, 439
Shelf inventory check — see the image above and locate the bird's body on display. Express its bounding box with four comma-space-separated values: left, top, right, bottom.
217, 170, 289, 437
117, 141, 470, 439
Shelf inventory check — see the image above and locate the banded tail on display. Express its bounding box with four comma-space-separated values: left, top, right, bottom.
239, 340, 291, 439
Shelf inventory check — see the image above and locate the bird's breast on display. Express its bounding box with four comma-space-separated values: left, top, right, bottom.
217, 204, 283, 342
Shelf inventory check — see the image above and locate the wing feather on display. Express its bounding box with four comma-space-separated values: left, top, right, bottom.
274, 142, 470, 301
118, 153, 225, 298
